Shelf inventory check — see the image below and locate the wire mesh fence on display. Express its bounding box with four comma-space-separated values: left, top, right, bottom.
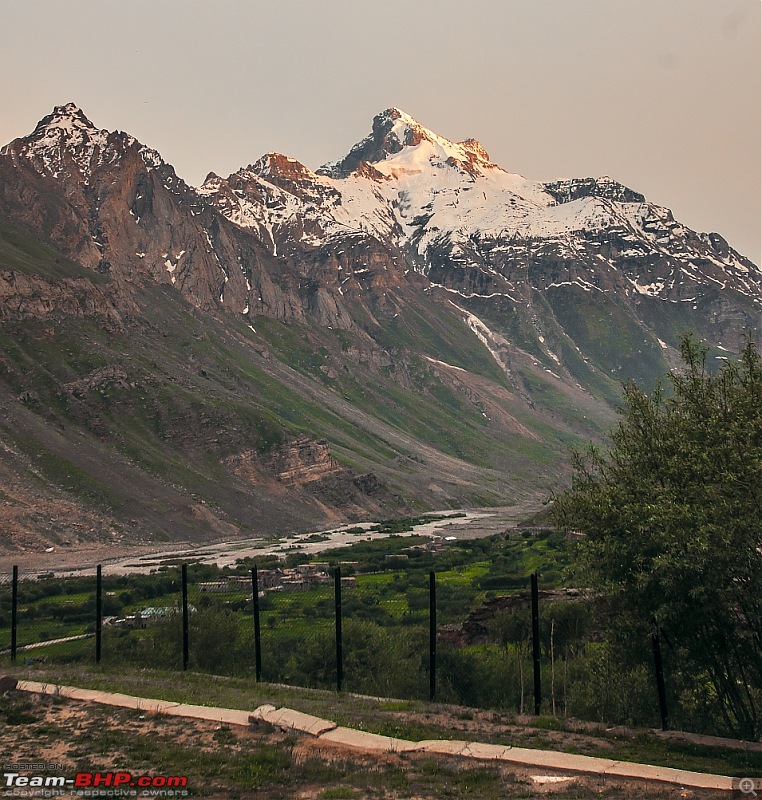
0, 568, 98, 665
0, 561, 670, 731
0, 564, 426, 693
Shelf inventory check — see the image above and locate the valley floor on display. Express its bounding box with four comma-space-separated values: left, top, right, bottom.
0, 504, 542, 577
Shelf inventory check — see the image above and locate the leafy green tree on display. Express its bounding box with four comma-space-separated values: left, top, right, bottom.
189, 606, 248, 673
554, 337, 762, 739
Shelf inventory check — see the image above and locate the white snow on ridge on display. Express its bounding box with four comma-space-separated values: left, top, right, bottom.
545, 278, 604, 294
449, 301, 514, 380
199, 161, 399, 249
12, 103, 169, 181
429, 282, 519, 302
423, 356, 467, 372
190, 109, 759, 304
625, 275, 666, 297
139, 145, 164, 170
210, 144, 645, 274
20, 104, 112, 178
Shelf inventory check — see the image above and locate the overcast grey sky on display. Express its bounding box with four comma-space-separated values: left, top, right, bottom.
2, 0, 760, 264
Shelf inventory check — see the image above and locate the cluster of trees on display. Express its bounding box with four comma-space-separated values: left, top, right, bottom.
555, 338, 762, 739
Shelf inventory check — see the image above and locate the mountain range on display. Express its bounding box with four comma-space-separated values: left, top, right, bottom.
0, 103, 759, 555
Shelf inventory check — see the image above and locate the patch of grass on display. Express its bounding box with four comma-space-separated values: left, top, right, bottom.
371, 295, 507, 385
380, 700, 415, 712
0, 696, 39, 725
531, 715, 565, 731
449, 766, 503, 791
13, 434, 125, 510
545, 285, 666, 390
319, 788, 361, 799
228, 747, 293, 789
0, 219, 109, 282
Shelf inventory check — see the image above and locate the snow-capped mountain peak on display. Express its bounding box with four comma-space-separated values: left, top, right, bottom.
190, 105, 760, 315
377, 107, 430, 149
251, 152, 321, 182
0, 103, 166, 178
319, 107, 499, 179
13, 102, 111, 177
35, 102, 101, 135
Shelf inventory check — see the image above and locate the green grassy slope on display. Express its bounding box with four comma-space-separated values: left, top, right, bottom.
1, 224, 613, 546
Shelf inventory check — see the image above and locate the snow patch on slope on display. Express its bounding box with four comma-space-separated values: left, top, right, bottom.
449, 302, 514, 381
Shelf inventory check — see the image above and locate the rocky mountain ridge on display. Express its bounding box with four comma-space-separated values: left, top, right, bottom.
0, 103, 759, 551
199, 106, 759, 364
3, 103, 758, 339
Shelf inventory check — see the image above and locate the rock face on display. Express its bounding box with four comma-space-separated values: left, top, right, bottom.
224, 438, 389, 515
265, 436, 341, 485
0, 270, 127, 324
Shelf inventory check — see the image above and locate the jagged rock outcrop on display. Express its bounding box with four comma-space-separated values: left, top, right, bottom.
224, 436, 391, 513
440, 588, 584, 646
0, 270, 129, 324
319, 107, 498, 179
226, 436, 343, 487
265, 435, 342, 485
544, 176, 646, 204
63, 366, 135, 396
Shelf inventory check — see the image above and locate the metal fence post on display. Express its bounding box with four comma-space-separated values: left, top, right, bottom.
95, 564, 102, 663
334, 566, 343, 692
651, 628, 669, 731
11, 566, 18, 662
429, 570, 437, 701
251, 566, 262, 681
182, 564, 189, 671
531, 573, 542, 715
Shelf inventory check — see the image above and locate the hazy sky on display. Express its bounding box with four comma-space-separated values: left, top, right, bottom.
2, 0, 760, 264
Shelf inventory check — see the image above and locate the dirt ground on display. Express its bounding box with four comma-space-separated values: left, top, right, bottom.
0, 689, 731, 799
